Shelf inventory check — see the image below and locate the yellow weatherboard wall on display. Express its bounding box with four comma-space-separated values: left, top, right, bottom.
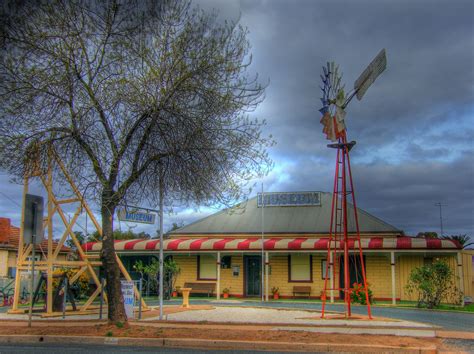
0, 250, 8, 277
168, 251, 466, 302
365, 255, 393, 299
462, 251, 473, 297
173, 254, 244, 295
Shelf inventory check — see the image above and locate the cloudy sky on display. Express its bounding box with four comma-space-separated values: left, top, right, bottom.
0, 0, 473, 238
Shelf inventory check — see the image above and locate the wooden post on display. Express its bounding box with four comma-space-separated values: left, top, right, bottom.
216, 252, 221, 300
265, 252, 269, 302
457, 252, 464, 306
391, 251, 396, 305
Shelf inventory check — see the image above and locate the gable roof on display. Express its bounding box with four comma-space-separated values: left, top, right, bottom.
170, 192, 401, 235
0, 218, 70, 253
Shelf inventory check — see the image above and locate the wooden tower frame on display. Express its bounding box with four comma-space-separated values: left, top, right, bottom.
9, 151, 148, 316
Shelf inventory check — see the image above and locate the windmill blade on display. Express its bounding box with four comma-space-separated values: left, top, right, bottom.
335, 76, 342, 92
354, 48, 387, 100
330, 62, 336, 83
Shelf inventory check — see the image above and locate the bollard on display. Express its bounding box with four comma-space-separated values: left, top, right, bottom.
62, 279, 67, 319
138, 278, 143, 320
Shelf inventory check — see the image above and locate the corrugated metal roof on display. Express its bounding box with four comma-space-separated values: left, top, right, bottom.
170, 192, 401, 235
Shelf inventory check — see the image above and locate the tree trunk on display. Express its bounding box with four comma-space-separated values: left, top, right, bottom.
100, 201, 127, 322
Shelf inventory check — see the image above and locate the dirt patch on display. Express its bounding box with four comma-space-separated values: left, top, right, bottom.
0, 322, 453, 351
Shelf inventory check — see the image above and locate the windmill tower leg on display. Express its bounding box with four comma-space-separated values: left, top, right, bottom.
341, 144, 351, 317
346, 144, 372, 319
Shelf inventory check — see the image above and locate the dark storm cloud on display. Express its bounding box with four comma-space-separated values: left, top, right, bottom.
236, 0, 473, 152
230, 0, 474, 236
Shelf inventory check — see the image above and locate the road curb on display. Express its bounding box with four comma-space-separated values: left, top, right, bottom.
0, 334, 437, 353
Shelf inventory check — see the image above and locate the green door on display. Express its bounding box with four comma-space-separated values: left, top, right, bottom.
245, 256, 261, 297
339, 255, 365, 299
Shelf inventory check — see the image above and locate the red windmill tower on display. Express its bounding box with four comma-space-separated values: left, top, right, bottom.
319, 50, 387, 318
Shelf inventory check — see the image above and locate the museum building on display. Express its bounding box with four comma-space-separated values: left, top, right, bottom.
84, 191, 473, 303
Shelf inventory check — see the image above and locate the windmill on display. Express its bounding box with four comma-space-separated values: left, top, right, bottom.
319, 49, 387, 319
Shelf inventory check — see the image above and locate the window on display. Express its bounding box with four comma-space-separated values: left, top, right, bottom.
198, 255, 217, 280
321, 260, 332, 280
288, 254, 312, 282
221, 256, 231, 269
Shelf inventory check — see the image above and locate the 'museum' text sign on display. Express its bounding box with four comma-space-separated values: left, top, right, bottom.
257, 192, 321, 207
117, 208, 156, 224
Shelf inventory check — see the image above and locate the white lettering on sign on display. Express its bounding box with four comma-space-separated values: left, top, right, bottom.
121, 280, 135, 320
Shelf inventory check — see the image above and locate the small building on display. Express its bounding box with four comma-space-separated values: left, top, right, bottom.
84, 192, 474, 303
0, 217, 71, 280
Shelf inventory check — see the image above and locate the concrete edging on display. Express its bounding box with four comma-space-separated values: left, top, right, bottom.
0, 334, 437, 353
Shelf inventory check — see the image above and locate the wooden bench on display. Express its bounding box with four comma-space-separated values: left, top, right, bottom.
293, 286, 311, 298
183, 282, 215, 297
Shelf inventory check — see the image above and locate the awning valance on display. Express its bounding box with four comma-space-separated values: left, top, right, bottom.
83, 237, 461, 252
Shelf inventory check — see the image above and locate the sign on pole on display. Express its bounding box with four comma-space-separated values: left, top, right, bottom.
117, 208, 156, 224
23, 194, 43, 245
121, 280, 135, 319
354, 48, 387, 100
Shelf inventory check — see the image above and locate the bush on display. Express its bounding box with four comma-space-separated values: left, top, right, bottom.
133, 258, 181, 299
405, 260, 462, 309
41, 268, 90, 299
350, 283, 374, 305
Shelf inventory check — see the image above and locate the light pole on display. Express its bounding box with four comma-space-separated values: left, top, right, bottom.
434, 202, 447, 237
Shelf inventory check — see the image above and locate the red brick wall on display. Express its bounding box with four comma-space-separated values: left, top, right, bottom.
0, 218, 11, 243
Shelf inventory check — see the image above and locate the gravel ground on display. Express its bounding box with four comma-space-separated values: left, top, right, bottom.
161, 306, 431, 328
146, 299, 474, 331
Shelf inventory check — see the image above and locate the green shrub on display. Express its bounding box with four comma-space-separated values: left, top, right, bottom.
405, 260, 462, 309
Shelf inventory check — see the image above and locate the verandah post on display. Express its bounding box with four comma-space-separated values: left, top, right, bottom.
216, 252, 221, 300
391, 251, 396, 305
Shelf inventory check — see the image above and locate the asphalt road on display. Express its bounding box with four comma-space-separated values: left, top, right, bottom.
148, 299, 474, 331
0, 343, 313, 354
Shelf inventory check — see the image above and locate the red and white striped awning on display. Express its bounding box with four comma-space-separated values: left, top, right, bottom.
83, 237, 461, 252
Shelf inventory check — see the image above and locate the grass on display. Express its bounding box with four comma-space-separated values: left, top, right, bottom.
433, 303, 474, 313
375, 300, 474, 312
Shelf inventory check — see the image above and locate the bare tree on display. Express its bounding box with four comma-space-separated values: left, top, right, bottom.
0, 0, 272, 321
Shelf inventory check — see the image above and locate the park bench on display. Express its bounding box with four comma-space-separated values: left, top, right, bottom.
183, 282, 215, 297
293, 286, 311, 299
